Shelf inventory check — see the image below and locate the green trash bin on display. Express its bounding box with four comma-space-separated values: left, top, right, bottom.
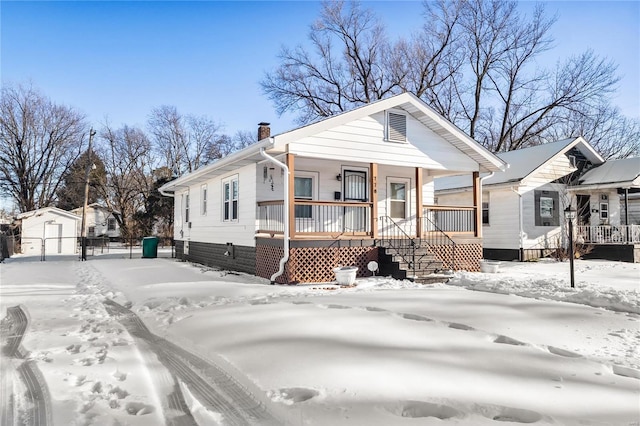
142, 237, 158, 258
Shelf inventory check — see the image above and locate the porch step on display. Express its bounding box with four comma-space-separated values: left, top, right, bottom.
410, 273, 452, 285
379, 246, 447, 283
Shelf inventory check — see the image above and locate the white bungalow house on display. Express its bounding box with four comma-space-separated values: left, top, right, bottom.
70, 203, 121, 240
569, 157, 640, 262
435, 137, 640, 262
17, 207, 80, 257
159, 93, 507, 283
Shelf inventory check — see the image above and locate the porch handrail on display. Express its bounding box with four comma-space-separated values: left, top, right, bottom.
419, 213, 457, 270
379, 215, 456, 275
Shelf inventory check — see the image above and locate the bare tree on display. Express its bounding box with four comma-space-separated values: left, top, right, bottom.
97, 123, 154, 240
263, 0, 627, 155
262, 0, 402, 124
544, 102, 640, 159
148, 105, 224, 176
0, 83, 87, 212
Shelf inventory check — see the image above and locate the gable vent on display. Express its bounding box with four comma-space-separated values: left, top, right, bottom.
387, 112, 407, 142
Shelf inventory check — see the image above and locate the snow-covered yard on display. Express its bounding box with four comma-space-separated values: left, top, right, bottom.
1, 252, 638, 425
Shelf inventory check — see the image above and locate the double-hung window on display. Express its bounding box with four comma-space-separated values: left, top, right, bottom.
294, 175, 314, 219
389, 180, 409, 219
482, 192, 489, 225
184, 192, 190, 223
201, 184, 208, 215
223, 176, 239, 221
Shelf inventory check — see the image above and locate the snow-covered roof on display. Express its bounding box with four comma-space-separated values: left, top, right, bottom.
160, 93, 507, 193
17, 206, 82, 221
574, 157, 640, 190
435, 137, 604, 192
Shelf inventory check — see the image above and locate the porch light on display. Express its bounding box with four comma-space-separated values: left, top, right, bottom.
336, 173, 342, 181
564, 205, 576, 288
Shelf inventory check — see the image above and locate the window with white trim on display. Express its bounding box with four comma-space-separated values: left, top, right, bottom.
294, 176, 314, 219
201, 184, 208, 215
222, 176, 239, 222
108, 218, 116, 231
386, 111, 407, 142
482, 192, 489, 225
388, 180, 409, 219
184, 192, 190, 223
600, 202, 608, 220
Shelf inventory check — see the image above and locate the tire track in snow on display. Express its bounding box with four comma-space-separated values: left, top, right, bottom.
0, 305, 53, 426
104, 298, 281, 425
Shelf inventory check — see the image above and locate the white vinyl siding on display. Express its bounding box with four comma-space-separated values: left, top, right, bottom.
287, 113, 478, 171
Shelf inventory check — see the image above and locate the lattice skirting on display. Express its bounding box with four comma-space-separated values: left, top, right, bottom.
256, 244, 378, 284
429, 243, 482, 272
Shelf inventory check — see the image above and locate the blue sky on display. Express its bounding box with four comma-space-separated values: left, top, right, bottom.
1, 1, 639, 140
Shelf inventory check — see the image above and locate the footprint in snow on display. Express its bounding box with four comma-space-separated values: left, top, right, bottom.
547, 346, 583, 358
400, 313, 433, 322
448, 322, 475, 331
493, 335, 526, 346
386, 401, 463, 420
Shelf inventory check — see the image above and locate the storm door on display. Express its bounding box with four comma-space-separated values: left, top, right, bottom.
343, 170, 368, 233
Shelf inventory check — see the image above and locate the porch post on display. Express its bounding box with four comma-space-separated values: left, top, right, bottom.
287, 154, 295, 239
472, 171, 481, 238
370, 163, 378, 239
416, 167, 423, 238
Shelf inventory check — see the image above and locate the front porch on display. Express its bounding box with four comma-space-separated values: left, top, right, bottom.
256, 200, 483, 283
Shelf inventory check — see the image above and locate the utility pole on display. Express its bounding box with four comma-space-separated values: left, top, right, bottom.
80, 128, 96, 261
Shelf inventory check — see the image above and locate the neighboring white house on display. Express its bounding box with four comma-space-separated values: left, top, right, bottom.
160, 93, 507, 283
436, 138, 640, 262
70, 203, 121, 239
571, 157, 640, 226
17, 207, 80, 256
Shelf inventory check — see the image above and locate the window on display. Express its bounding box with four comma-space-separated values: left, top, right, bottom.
184, 192, 190, 223
201, 184, 208, 215
223, 176, 239, 221
88, 226, 95, 237
386, 111, 407, 142
389, 181, 408, 219
534, 190, 559, 226
294, 176, 313, 218
107, 218, 116, 231
568, 155, 577, 168
600, 202, 608, 220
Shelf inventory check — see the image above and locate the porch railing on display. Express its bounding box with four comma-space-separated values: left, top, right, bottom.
423, 205, 476, 234
576, 225, 640, 244
379, 215, 456, 274
257, 200, 373, 236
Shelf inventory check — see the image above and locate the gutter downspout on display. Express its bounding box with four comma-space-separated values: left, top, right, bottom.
511, 187, 524, 262
260, 144, 289, 284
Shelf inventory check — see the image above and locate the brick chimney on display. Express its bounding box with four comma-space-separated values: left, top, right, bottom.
258, 122, 271, 141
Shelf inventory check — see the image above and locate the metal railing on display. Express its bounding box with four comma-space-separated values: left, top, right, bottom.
378, 215, 456, 275
423, 205, 476, 234
257, 200, 373, 236
576, 225, 640, 244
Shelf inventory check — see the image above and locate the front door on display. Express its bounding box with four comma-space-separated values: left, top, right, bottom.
343, 170, 368, 232
577, 194, 590, 226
